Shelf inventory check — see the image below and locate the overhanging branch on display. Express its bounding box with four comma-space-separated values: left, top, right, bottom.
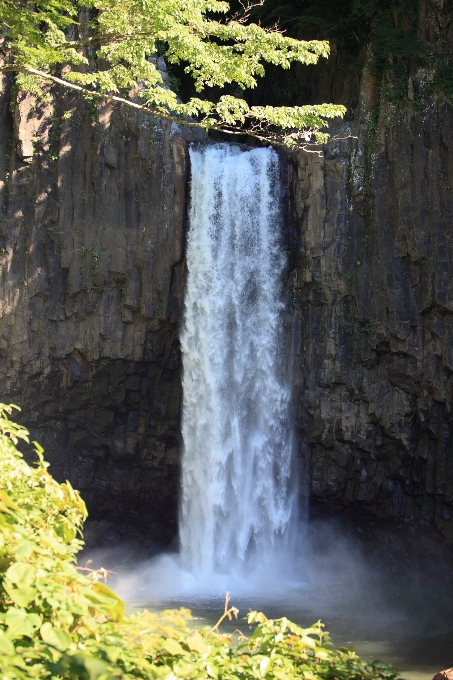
1, 64, 214, 127
0, 65, 333, 151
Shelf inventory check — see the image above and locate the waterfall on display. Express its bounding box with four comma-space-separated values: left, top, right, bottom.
179, 143, 295, 582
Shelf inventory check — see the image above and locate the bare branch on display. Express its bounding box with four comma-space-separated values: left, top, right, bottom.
229, 0, 282, 32
230, 0, 265, 24
211, 592, 239, 633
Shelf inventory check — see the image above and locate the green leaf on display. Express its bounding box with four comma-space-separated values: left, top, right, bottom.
314, 647, 331, 659
164, 638, 186, 655
301, 635, 317, 648
187, 632, 209, 654
55, 516, 77, 542
67, 652, 115, 680
40, 622, 71, 651
5, 607, 41, 638
5, 585, 37, 607
6, 561, 36, 587
5, 606, 28, 636
27, 612, 42, 632
0, 631, 15, 656
14, 539, 35, 559
250, 624, 263, 639
0, 490, 19, 512
91, 581, 125, 622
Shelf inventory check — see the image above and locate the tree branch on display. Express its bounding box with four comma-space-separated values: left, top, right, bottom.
0, 65, 333, 151
1, 65, 200, 122
62, 31, 160, 49
0, 65, 278, 142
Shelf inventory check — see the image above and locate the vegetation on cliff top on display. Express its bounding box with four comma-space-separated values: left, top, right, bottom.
0, 0, 345, 147
0, 401, 401, 680
247, 0, 453, 106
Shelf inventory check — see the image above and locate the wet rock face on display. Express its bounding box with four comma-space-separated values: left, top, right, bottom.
288, 59, 453, 541
0, 79, 202, 543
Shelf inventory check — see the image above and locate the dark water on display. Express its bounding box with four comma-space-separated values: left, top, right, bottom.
129, 580, 453, 680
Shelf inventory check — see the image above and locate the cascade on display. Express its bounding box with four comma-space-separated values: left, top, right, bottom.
179, 143, 296, 581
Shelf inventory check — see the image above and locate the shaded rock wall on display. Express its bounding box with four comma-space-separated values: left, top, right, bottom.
288, 49, 453, 541
1, 0, 453, 547
0, 76, 202, 543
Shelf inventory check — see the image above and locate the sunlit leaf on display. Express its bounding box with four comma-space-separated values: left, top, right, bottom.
260, 655, 271, 676
0, 631, 15, 656
164, 638, 186, 655
187, 631, 209, 654
5, 585, 37, 607
41, 622, 71, 651
6, 561, 36, 587
91, 580, 125, 622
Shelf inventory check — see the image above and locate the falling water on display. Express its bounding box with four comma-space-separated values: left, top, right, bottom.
180, 143, 295, 582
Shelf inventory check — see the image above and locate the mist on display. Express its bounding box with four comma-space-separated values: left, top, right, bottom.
79, 515, 453, 677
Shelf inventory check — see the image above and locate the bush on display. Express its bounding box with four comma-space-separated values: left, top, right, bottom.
0, 403, 400, 680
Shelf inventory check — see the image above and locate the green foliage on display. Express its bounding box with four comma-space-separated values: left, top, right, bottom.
249, 0, 453, 108
0, 404, 124, 678
0, 0, 84, 96
373, 23, 425, 68
81, 246, 100, 266
247, 0, 427, 103
0, 0, 345, 146
240, 0, 363, 50
433, 62, 453, 103
0, 403, 400, 679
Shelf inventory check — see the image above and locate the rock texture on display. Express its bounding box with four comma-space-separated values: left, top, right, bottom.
0, 77, 203, 544
1, 1, 453, 551
288, 48, 453, 541
432, 669, 453, 680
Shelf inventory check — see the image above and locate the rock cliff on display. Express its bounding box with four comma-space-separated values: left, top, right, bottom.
1, 0, 453, 551
285, 5, 453, 545
0, 75, 204, 545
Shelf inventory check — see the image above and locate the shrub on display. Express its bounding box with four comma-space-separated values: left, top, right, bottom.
0, 403, 400, 680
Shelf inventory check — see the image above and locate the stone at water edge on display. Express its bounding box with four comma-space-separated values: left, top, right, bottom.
432, 669, 453, 680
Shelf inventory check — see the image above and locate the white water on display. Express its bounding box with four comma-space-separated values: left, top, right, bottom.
179, 143, 296, 585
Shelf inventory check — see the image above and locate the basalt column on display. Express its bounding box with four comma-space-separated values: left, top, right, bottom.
0, 78, 203, 544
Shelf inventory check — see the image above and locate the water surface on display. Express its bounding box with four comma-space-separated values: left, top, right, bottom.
128, 579, 453, 680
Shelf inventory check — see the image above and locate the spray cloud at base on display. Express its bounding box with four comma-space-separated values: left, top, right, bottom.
111, 514, 376, 609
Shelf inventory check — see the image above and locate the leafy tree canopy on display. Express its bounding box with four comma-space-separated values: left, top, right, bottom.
0, 0, 346, 146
